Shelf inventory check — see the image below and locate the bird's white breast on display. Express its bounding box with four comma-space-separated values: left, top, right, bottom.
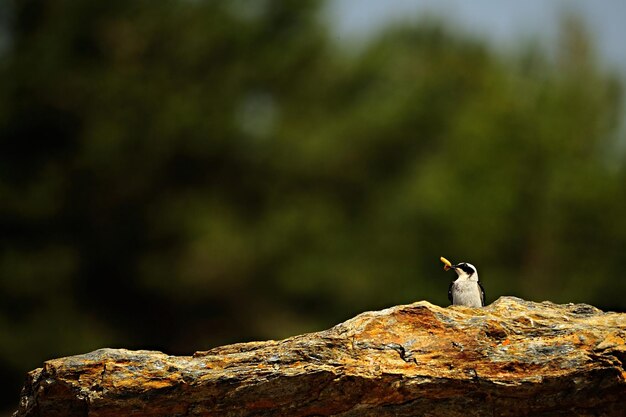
451, 280, 482, 307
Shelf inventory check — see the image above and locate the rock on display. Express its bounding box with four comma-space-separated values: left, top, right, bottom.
13, 297, 626, 417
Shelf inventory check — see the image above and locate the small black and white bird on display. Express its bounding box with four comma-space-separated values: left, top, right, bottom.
447, 262, 485, 307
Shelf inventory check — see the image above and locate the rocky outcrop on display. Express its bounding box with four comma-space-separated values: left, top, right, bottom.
14, 297, 626, 416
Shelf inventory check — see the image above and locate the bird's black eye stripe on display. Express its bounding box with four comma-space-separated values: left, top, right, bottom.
460, 263, 475, 275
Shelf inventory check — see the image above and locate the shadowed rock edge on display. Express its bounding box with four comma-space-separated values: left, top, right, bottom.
14, 297, 626, 417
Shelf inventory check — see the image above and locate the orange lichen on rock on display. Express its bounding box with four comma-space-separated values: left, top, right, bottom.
14, 297, 626, 417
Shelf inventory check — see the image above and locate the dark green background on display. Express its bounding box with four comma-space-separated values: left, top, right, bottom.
1, 0, 625, 412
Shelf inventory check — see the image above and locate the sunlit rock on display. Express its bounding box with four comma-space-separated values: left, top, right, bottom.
14, 297, 626, 416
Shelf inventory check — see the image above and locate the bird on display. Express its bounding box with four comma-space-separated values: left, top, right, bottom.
441, 258, 485, 307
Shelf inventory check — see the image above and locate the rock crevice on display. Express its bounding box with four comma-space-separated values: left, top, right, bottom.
14, 297, 626, 416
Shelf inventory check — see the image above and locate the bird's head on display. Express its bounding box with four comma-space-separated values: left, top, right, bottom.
452, 262, 478, 280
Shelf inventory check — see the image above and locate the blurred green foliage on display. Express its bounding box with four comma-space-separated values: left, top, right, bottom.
1, 0, 625, 410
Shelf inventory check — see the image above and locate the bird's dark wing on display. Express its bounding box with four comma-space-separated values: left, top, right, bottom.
448, 281, 454, 304
478, 280, 486, 307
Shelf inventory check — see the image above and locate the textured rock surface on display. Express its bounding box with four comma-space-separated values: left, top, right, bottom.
14, 297, 626, 417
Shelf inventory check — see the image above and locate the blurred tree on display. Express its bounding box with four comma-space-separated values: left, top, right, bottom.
0, 0, 624, 412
